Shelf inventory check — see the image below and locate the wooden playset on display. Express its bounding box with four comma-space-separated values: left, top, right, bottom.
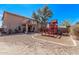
41, 20, 58, 37
41, 20, 70, 37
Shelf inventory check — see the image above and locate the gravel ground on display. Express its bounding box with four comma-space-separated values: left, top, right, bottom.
0, 33, 79, 55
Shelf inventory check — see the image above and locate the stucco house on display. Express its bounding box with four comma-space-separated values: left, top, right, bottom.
1, 11, 39, 34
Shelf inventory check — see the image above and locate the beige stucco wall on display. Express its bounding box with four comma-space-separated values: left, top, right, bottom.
2, 12, 41, 33
2, 12, 27, 32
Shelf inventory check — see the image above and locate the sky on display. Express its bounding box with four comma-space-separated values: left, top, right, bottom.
0, 4, 79, 27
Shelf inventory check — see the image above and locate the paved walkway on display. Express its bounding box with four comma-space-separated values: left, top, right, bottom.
0, 33, 79, 55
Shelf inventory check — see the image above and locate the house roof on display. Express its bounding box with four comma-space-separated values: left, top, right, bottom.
2, 11, 33, 20
22, 20, 28, 24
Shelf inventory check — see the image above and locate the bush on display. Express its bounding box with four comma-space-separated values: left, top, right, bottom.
73, 24, 79, 40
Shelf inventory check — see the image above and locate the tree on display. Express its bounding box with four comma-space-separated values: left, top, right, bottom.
61, 20, 70, 27
38, 6, 52, 26
32, 12, 40, 23
32, 5, 53, 28
76, 22, 79, 24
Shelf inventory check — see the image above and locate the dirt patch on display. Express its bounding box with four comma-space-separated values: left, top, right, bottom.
32, 34, 76, 46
